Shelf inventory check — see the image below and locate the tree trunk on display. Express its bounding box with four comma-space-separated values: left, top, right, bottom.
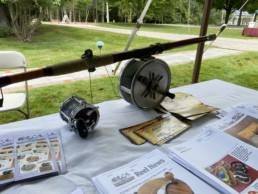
79, 10, 81, 22
101, 1, 104, 23
92, 0, 96, 22
69, 10, 72, 22
237, 9, 242, 26
73, 2, 75, 22
96, 0, 98, 22
0, 3, 11, 27
136, 0, 141, 19
224, 10, 230, 24
7, 1, 43, 42
50, 9, 52, 21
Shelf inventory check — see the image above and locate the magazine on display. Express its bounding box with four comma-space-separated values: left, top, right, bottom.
92, 149, 219, 194
168, 106, 258, 194
0, 129, 67, 186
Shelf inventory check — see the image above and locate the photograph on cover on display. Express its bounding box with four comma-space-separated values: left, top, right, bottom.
0, 147, 14, 170
134, 172, 193, 194
50, 140, 61, 160
224, 116, 258, 148
0, 169, 14, 181
205, 154, 258, 193
38, 161, 54, 173
17, 141, 52, 174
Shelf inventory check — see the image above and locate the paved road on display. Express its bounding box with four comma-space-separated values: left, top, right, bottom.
1, 48, 242, 93
52, 22, 258, 51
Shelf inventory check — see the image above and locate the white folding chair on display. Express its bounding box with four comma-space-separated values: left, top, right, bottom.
0, 51, 30, 119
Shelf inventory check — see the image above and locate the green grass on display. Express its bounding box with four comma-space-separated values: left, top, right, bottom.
0, 24, 198, 68
1, 51, 257, 125
0, 24, 257, 124
95, 23, 257, 39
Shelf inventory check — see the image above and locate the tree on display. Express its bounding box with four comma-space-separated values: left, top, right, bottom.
0, 2, 11, 27
1, 0, 53, 42
197, 0, 248, 24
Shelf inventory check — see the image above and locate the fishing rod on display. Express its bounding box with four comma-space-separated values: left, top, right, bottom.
0, 34, 216, 109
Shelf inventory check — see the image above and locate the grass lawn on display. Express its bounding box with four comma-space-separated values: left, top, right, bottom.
95, 23, 257, 39
0, 24, 257, 124
0, 24, 198, 68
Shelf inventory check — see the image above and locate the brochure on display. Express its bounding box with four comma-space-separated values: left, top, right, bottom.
47, 129, 67, 174
92, 149, 219, 194
0, 129, 67, 186
120, 114, 191, 145
160, 92, 219, 120
168, 107, 258, 194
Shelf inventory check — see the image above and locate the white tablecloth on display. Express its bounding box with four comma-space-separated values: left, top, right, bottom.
0, 79, 257, 194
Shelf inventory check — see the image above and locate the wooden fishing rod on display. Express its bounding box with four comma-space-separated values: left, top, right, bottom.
0, 34, 216, 89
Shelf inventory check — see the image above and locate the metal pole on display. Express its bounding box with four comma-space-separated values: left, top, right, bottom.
192, 0, 212, 83
112, 0, 152, 76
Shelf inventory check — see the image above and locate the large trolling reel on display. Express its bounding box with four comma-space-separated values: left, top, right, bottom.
118, 58, 175, 109
59, 95, 99, 138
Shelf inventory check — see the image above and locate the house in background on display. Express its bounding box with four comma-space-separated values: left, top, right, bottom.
228, 10, 256, 26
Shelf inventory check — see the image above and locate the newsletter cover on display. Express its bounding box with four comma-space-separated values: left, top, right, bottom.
92, 149, 219, 194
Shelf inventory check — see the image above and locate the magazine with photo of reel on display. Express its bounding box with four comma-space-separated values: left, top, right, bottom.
14, 131, 59, 181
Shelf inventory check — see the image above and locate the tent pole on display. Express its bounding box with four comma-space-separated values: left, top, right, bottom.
192, 0, 212, 83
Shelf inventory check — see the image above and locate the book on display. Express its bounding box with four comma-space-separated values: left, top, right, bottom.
0, 129, 67, 186
168, 106, 258, 194
92, 149, 219, 194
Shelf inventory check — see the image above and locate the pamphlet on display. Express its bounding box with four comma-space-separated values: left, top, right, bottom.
47, 129, 67, 174
134, 115, 190, 145
160, 92, 219, 120
120, 114, 191, 146
92, 149, 219, 194
119, 116, 163, 145
0, 129, 67, 186
216, 102, 258, 119
168, 106, 258, 194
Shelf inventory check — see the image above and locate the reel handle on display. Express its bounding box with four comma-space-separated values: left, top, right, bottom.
138, 75, 175, 100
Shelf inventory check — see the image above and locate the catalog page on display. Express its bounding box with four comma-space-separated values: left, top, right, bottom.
14, 131, 59, 181
206, 107, 258, 149
92, 149, 219, 194
168, 128, 258, 194
0, 136, 15, 185
47, 129, 67, 174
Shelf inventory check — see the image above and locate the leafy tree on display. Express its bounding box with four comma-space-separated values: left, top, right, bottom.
197, 0, 248, 24
1, 0, 54, 41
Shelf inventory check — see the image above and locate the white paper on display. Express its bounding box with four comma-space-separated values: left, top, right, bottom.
92, 149, 219, 194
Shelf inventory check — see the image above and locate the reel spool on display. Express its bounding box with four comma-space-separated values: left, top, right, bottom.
118, 58, 174, 109
60, 95, 99, 138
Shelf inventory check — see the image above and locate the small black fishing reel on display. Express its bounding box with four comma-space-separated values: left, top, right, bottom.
60, 95, 99, 138
118, 58, 174, 109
